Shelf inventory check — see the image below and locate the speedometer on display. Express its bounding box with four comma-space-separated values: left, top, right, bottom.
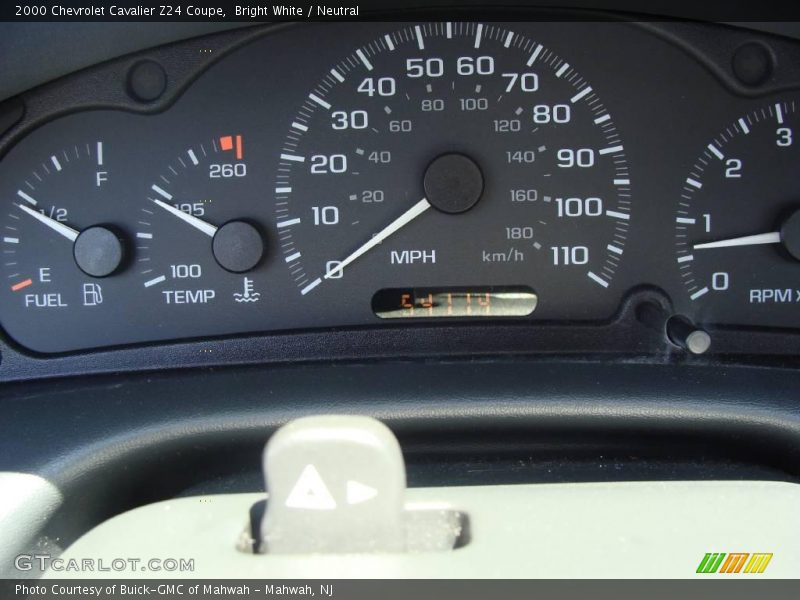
274, 22, 634, 320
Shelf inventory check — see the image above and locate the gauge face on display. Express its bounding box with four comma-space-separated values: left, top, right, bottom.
274, 22, 633, 319
0, 137, 136, 352
139, 136, 269, 310
675, 100, 800, 328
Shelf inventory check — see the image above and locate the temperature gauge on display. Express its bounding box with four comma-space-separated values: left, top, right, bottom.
137, 135, 269, 310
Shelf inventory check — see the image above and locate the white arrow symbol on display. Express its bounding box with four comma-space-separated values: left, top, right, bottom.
346, 480, 378, 505
285, 464, 337, 510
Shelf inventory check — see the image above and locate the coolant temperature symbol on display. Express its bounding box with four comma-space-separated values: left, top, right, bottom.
233, 277, 260, 303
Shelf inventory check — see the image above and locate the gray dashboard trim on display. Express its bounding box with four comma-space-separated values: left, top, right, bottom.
1, 359, 800, 577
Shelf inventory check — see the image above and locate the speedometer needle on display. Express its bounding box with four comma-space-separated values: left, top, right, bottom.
152, 198, 218, 237
325, 198, 431, 279
17, 203, 79, 242
694, 232, 781, 250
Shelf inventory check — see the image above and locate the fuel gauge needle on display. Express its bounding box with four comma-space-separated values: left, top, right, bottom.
694, 231, 781, 250
17, 203, 79, 242
152, 198, 218, 237
324, 198, 431, 279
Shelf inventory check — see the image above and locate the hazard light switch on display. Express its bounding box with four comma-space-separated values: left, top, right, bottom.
260, 415, 407, 553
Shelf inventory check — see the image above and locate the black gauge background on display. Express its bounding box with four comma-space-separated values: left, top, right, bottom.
1, 20, 800, 364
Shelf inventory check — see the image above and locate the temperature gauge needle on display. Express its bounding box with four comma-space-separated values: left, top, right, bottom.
324, 198, 431, 279
694, 231, 781, 250
17, 203, 79, 242
152, 198, 218, 237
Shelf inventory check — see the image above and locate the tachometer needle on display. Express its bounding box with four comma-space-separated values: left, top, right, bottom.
17, 203, 79, 242
693, 231, 781, 250
152, 198, 218, 237
325, 198, 431, 279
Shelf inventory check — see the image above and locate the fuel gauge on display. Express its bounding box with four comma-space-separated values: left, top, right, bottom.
0, 138, 135, 352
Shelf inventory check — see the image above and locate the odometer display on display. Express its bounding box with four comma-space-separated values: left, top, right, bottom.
373, 286, 537, 319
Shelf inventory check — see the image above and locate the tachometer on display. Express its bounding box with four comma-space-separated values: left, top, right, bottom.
274, 22, 634, 320
674, 99, 800, 328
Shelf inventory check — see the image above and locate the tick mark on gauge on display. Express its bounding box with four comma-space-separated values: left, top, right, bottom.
607, 244, 624, 255
415, 25, 425, 50
301, 278, 322, 295
570, 86, 592, 103
613, 178, 630, 186
330, 68, 345, 83
594, 114, 610, 125
384, 106, 392, 114
144, 275, 166, 288
187, 149, 199, 165
677, 254, 694, 263
16, 190, 37, 206
707, 144, 724, 160
605, 210, 630, 220
676, 217, 696, 224
504, 31, 514, 48
275, 187, 292, 194
151, 184, 172, 200
775, 103, 784, 124
356, 49, 373, 71
527, 44, 543, 66
474, 23, 483, 48
309, 93, 331, 110
11, 278, 32, 292
3, 237, 19, 244
50, 155, 62, 171
587, 271, 610, 288
738, 118, 750, 134
281, 153, 305, 163
384, 34, 395, 51
691, 287, 709, 300
598, 145, 624, 155
355, 148, 365, 155
349, 194, 358, 201
291, 122, 309, 132
555, 63, 570, 78
515, 107, 524, 115
685, 177, 702, 189
285, 252, 302, 263
277, 218, 301, 228
136, 232, 153, 239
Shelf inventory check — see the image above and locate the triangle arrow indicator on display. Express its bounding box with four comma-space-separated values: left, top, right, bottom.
285, 464, 337, 510
346, 479, 378, 505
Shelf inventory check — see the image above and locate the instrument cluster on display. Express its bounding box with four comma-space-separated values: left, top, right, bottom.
0, 21, 799, 356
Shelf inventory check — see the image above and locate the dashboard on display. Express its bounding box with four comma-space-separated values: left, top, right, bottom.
2, 12, 800, 583
0, 19, 799, 365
